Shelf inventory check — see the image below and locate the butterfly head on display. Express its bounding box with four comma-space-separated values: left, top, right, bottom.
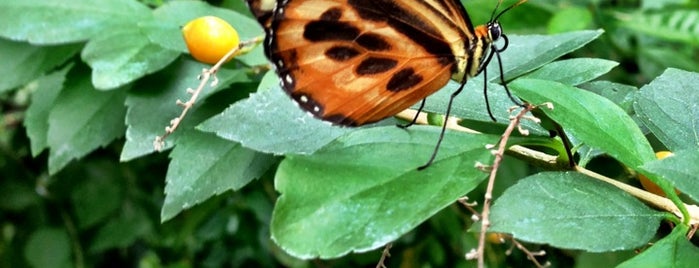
463, 0, 527, 79
486, 21, 503, 43
488, 0, 528, 39
482, 1, 528, 59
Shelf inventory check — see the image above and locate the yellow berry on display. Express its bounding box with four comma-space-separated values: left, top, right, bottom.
639, 151, 678, 197
486, 233, 509, 244
182, 16, 240, 64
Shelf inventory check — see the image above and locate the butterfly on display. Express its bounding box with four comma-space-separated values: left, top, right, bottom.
247, 0, 526, 168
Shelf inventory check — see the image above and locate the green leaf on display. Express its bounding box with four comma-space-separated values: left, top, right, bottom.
47, 65, 127, 174
24, 65, 72, 156
618, 225, 699, 268
121, 58, 248, 161
272, 126, 499, 258
81, 27, 180, 90
574, 80, 642, 165
489, 172, 665, 252
199, 74, 354, 155
547, 7, 593, 34
0, 0, 151, 44
522, 58, 618, 86
0, 39, 80, 93
634, 68, 699, 151
24, 228, 72, 268
510, 78, 655, 168
639, 148, 699, 203
161, 130, 275, 222
620, 9, 699, 45
487, 30, 604, 81
581, 81, 638, 114
575, 251, 638, 268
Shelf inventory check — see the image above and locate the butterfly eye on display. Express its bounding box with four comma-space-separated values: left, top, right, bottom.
488, 22, 503, 41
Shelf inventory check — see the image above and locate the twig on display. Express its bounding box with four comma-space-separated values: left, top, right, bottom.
576, 166, 699, 225
375, 243, 392, 268
507, 238, 549, 268
396, 109, 480, 134
475, 104, 534, 268
153, 37, 262, 151
458, 196, 481, 220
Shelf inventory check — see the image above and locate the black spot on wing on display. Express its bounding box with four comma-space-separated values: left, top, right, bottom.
304, 21, 359, 42
326, 46, 361, 61
356, 57, 397, 75
320, 7, 343, 21
387, 68, 423, 92
356, 33, 391, 51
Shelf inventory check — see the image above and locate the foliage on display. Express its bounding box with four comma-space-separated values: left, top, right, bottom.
1, 0, 698, 267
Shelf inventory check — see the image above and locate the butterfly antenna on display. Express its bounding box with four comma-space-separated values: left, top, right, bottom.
489, 0, 504, 22
493, 0, 528, 22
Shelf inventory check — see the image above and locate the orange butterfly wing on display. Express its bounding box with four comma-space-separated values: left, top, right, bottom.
266, 0, 478, 125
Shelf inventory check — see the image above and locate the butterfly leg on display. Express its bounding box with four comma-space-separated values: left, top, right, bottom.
482, 66, 498, 122
479, 37, 513, 121
493, 35, 525, 107
495, 55, 524, 107
417, 81, 467, 170
398, 99, 426, 129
